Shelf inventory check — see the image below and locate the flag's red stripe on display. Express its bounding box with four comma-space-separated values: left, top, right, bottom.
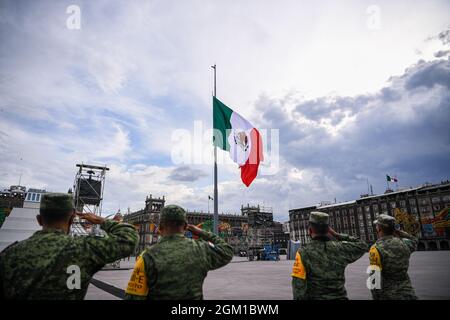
240, 128, 263, 187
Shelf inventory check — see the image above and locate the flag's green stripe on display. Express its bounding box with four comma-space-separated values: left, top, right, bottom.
213, 97, 233, 151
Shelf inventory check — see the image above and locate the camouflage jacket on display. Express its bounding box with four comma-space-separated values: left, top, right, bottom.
369, 233, 418, 300
125, 230, 233, 300
0, 220, 138, 300
292, 234, 368, 300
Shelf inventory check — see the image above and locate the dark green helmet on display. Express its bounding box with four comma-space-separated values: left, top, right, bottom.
160, 205, 186, 223
374, 214, 396, 228
309, 211, 329, 225
40, 193, 73, 212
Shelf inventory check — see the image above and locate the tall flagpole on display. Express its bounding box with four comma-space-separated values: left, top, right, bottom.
212, 64, 219, 235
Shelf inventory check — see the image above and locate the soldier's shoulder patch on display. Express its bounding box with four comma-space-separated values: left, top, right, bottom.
369, 245, 382, 270
291, 251, 307, 280
125, 254, 149, 297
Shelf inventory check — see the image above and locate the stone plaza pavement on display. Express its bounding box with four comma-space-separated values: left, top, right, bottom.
85, 251, 450, 300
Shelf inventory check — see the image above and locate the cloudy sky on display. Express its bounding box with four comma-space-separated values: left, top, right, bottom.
1, 0, 449, 221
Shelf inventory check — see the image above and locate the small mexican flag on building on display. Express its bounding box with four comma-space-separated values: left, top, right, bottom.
213, 97, 263, 187
386, 175, 398, 183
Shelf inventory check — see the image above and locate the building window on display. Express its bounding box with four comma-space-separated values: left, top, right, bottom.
431, 197, 440, 203
359, 229, 366, 239
25, 192, 41, 202
420, 198, 430, 205
400, 200, 406, 207
390, 202, 396, 209
365, 206, 370, 213
381, 203, 387, 210
420, 206, 431, 214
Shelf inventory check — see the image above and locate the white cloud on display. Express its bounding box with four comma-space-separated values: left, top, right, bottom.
1, 1, 449, 222
94, 124, 131, 160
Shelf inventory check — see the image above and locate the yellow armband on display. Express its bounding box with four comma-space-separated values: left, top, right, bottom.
369, 245, 382, 270
125, 254, 149, 296
291, 251, 307, 279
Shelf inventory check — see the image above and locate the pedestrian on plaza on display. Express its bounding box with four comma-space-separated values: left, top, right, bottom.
291, 211, 368, 300
0, 193, 138, 300
125, 204, 233, 300
369, 214, 418, 300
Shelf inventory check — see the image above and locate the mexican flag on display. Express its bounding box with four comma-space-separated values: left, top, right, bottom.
386, 175, 398, 183
213, 97, 263, 187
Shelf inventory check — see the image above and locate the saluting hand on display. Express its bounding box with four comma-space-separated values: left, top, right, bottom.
328, 227, 339, 238
187, 224, 203, 236
112, 213, 123, 222
76, 212, 106, 225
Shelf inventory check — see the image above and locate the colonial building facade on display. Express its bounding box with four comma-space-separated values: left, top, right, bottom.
289, 181, 450, 251
123, 195, 165, 254
186, 211, 247, 229
123, 196, 290, 254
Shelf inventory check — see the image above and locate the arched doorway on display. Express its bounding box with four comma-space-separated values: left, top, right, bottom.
439, 241, 449, 250
417, 242, 426, 251
428, 241, 438, 251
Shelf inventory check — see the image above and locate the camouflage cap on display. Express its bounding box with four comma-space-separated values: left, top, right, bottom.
309, 211, 329, 225
373, 214, 396, 228
40, 193, 73, 212
160, 205, 186, 223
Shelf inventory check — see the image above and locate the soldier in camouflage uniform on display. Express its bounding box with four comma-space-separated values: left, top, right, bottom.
125, 204, 233, 300
369, 214, 418, 300
292, 211, 368, 300
0, 193, 138, 300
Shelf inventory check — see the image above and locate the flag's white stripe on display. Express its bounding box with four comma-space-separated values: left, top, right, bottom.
227, 111, 254, 166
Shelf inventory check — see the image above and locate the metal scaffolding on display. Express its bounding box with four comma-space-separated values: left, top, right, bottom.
70, 163, 109, 236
